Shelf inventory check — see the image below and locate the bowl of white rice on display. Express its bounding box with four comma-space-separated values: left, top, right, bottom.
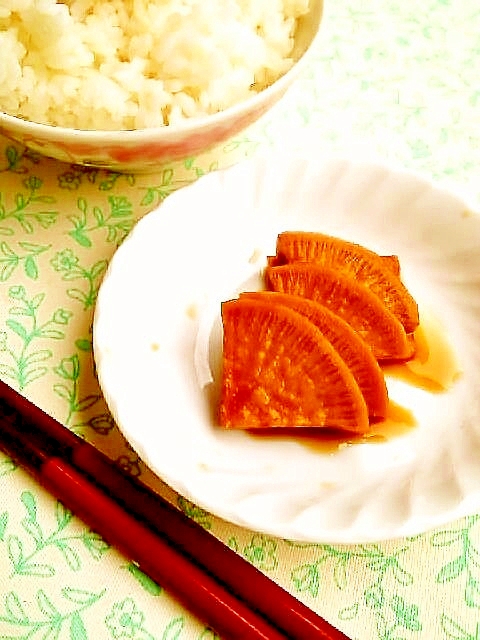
0, 0, 323, 172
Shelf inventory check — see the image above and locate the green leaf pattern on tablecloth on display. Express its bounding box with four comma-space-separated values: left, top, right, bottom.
0, 587, 106, 639
284, 540, 422, 639
0, 241, 51, 281
177, 497, 213, 531
0, 286, 72, 390
0, 0, 479, 637
125, 563, 163, 597
50, 248, 108, 308
4, 490, 109, 578
0, 175, 58, 236
67, 196, 134, 248
53, 353, 102, 425
432, 517, 480, 609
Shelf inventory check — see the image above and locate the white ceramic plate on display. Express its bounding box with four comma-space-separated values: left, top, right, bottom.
93, 149, 480, 543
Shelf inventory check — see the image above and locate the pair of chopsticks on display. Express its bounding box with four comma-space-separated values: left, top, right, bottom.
0, 379, 350, 640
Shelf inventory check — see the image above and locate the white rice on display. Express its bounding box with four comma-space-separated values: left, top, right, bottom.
0, 0, 310, 130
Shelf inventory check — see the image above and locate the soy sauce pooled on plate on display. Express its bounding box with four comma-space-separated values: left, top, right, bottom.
383, 309, 461, 393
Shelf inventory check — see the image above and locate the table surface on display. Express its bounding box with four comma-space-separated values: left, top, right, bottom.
1, 1, 480, 639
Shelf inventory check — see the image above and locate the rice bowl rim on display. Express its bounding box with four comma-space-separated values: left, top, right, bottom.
0, 0, 323, 144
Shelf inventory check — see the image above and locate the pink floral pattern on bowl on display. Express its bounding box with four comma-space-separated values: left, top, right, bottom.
0, 99, 272, 172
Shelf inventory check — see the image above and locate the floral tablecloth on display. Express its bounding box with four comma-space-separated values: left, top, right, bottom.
1, 1, 480, 639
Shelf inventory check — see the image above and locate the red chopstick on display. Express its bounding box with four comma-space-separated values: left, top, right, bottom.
0, 379, 350, 640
